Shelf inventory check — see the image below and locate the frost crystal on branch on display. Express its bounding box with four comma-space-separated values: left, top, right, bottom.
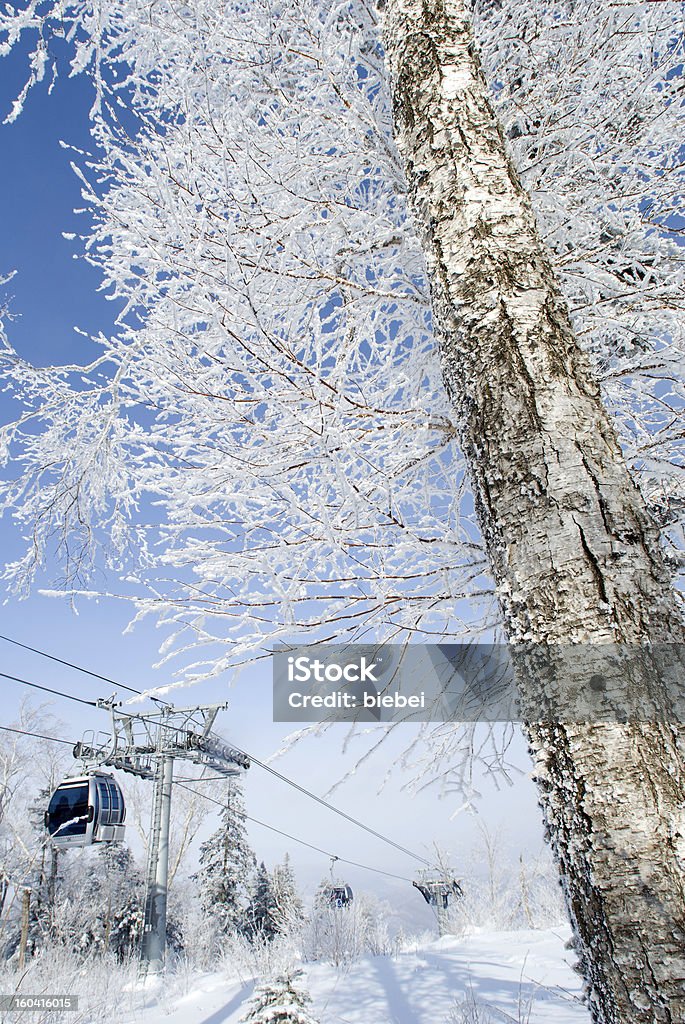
0, 0, 682, 670
0, 0, 491, 666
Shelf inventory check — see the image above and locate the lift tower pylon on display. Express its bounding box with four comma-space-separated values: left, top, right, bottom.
73, 700, 250, 973
141, 753, 174, 970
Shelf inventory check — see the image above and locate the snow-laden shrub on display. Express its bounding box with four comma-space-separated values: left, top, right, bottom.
450, 829, 565, 933
445, 978, 536, 1024
453, 854, 565, 933
444, 990, 498, 1024
303, 889, 396, 966
239, 970, 319, 1024
173, 898, 225, 973
0, 940, 140, 1023
213, 929, 303, 986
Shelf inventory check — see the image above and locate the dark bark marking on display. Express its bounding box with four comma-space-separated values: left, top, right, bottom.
573, 515, 610, 606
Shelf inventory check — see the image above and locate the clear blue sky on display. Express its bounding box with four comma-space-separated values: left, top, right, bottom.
0, 42, 547, 922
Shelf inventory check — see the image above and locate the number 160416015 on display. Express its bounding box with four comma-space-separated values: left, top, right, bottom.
0, 996, 79, 1012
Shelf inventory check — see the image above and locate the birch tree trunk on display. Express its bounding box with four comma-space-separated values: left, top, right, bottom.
382, 1, 685, 1021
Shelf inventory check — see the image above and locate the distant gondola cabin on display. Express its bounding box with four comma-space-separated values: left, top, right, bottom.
45, 773, 126, 848
328, 884, 354, 908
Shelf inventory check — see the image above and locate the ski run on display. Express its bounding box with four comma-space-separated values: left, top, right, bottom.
115, 927, 589, 1024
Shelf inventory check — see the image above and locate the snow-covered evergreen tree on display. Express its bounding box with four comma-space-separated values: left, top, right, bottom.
244, 861, 280, 943
65, 843, 144, 960
100, 844, 145, 961
194, 780, 255, 936
272, 854, 304, 935
239, 971, 319, 1024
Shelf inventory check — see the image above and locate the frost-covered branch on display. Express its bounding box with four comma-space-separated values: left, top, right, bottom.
0, 0, 682, 675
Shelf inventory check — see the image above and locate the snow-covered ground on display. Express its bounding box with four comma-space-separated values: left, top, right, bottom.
119, 927, 589, 1023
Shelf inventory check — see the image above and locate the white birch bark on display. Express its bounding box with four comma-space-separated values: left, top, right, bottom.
382, 1, 685, 1021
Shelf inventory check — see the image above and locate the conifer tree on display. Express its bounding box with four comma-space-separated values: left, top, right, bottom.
239, 971, 319, 1024
244, 861, 280, 943
272, 854, 304, 935
194, 780, 255, 936
71, 843, 144, 960
100, 844, 145, 961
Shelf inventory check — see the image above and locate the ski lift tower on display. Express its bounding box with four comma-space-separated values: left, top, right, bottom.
74, 699, 250, 973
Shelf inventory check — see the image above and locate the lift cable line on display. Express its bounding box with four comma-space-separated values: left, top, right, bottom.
0, 723, 75, 747
175, 761, 431, 866
226, 745, 431, 867
174, 779, 415, 884
0, 672, 162, 719
1, 634, 431, 868
0, 671, 98, 707
0, 632, 142, 695
178, 766, 430, 866
0, 722, 414, 883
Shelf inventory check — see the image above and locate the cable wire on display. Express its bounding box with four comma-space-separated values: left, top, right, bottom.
0, 632, 142, 695
226, 746, 430, 866
0, 723, 75, 747
0, 671, 97, 707
174, 780, 413, 883
0, 722, 414, 884
0, 632, 430, 867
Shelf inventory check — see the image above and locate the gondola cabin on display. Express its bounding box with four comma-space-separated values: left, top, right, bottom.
328, 884, 354, 909
413, 878, 463, 910
45, 773, 126, 849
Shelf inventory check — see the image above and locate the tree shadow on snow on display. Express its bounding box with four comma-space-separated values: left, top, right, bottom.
198, 981, 255, 1024
418, 950, 563, 1019
371, 956, 420, 1024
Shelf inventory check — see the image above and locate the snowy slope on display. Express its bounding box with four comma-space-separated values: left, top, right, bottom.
120, 927, 589, 1023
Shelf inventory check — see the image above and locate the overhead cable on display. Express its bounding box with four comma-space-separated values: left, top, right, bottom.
0, 632, 430, 867
0, 722, 413, 884
0, 671, 97, 707
226, 746, 430, 866
174, 780, 414, 883
0, 723, 75, 747
0, 632, 141, 695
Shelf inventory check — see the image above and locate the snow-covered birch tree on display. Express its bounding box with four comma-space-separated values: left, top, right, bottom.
382, 3, 685, 1021
0, 1, 684, 1021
